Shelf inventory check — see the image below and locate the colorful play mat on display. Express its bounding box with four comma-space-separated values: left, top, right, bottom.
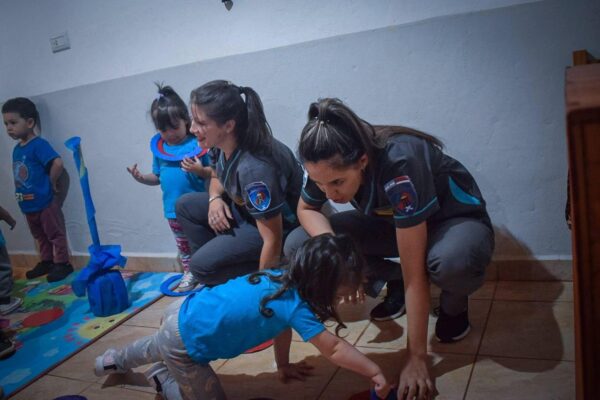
0, 270, 176, 398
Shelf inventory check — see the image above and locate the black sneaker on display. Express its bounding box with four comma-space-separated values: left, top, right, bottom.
0, 331, 15, 360
25, 260, 53, 279
370, 280, 406, 321
47, 262, 74, 283
435, 306, 471, 343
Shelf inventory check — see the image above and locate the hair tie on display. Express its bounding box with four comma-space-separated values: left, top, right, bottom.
238, 86, 245, 95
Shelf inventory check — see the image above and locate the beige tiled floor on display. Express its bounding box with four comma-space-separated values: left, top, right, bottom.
6, 280, 575, 399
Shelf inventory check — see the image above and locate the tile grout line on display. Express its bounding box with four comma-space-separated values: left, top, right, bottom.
461, 281, 497, 400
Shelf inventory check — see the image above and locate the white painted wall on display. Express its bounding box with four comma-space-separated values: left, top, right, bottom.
0, 0, 540, 99
1, 0, 598, 262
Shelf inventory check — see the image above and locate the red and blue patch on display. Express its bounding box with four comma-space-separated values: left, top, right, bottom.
384, 176, 418, 216
246, 181, 271, 212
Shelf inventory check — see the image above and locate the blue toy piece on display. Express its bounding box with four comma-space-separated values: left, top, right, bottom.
370, 388, 397, 400
150, 133, 207, 161
160, 273, 205, 297
65, 137, 129, 317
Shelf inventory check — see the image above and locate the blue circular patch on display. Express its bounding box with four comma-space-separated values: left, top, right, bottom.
245, 181, 271, 212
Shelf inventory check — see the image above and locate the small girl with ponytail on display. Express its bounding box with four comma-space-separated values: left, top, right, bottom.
127, 84, 212, 291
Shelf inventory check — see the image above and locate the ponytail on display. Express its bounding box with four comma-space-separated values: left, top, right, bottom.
151, 83, 191, 133
298, 98, 443, 171
190, 80, 273, 154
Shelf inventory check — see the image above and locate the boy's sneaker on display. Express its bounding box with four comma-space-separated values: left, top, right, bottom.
176, 271, 199, 292
370, 280, 406, 321
435, 306, 471, 343
144, 362, 168, 393
0, 297, 23, 315
0, 332, 15, 360
94, 348, 128, 377
25, 260, 53, 279
47, 262, 74, 283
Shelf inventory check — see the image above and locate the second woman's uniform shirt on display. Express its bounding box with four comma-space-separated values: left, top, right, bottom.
302, 134, 491, 230
213, 138, 303, 233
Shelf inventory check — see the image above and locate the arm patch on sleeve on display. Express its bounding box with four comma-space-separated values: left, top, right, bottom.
245, 181, 271, 211
384, 176, 419, 216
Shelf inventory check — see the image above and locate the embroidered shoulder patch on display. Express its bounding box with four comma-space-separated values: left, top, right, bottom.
384, 176, 418, 216
245, 181, 272, 212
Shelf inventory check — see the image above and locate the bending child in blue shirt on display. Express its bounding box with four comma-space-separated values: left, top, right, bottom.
94, 233, 392, 400
127, 84, 212, 291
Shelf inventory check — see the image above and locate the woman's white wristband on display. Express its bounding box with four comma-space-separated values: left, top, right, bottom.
208, 195, 222, 203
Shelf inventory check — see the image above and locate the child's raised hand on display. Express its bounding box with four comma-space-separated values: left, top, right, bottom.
126, 163, 143, 182
277, 360, 314, 383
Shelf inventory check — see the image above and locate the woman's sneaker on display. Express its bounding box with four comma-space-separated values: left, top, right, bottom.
0, 297, 23, 315
370, 279, 406, 321
94, 348, 128, 377
176, 271, 199, 292
144, 362, 168, 393
434, 306, 471, 343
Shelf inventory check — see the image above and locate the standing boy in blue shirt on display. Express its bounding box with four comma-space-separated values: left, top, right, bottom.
2, 97, 73, 282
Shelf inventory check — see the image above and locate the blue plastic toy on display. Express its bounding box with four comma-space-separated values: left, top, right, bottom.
370, 388, 397, 400
65, 137, 129, 317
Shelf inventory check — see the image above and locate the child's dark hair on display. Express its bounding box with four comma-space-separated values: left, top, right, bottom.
2, 97, 41, 129
298, 98, 443, 173
249, 233, 365, 335
190, 80, 273, 155
150, 83, 191, 133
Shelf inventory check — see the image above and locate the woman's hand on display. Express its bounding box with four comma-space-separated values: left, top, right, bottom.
208, 197, 232, 233
397, 353, 434, 400
372, 372, 392, 399
277, 361, 314, 383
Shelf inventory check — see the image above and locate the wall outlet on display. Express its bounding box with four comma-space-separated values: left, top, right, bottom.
50, 32, 70, 53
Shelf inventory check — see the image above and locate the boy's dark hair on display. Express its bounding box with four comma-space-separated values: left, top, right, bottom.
150, 83, 191, 133
2, 97, 41, 129
249, 233, 365, 335
298, 98, 443, 173
190, 80, 273, 155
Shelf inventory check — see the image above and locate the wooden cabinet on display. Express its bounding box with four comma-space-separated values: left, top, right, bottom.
566, 62, 600, 400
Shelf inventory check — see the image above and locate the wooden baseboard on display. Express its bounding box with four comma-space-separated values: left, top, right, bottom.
9, 253, 572, 281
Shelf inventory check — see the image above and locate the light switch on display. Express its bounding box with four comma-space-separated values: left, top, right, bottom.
50, 32, 70, 53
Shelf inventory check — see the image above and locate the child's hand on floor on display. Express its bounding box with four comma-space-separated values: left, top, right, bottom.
277, 360, 314, 383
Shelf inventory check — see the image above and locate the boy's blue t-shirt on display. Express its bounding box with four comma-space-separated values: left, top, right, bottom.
152, 135, 208, 219
178, 271, 326, 364
12, 137, 59, 213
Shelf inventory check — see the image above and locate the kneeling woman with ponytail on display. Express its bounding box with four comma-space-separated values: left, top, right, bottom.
285, 98, 494, 399
175, 80, 303, 286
